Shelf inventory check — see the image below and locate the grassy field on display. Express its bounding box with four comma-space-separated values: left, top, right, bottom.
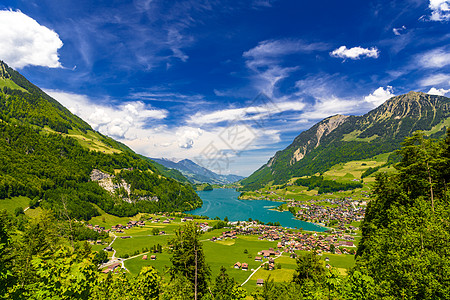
66, 129, 121, 154
0, 196, 31, 214
0, 77, 28, 92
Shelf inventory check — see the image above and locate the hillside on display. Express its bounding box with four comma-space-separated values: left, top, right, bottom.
151, 158, 244, 184
241, 92, 450, 190
0, 61, 201, 219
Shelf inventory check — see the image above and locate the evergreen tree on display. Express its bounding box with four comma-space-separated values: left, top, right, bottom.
212, 266, 237, 300
169, 221, 211, 299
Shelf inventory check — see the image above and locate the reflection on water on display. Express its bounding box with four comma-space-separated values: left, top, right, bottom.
186, 189, 325, 232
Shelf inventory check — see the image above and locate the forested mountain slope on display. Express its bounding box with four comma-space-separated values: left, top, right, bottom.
241, 92, 450, 190
0, 61, 201, 219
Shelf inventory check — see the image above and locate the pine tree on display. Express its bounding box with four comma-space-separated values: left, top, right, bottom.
169, 221, 211, 299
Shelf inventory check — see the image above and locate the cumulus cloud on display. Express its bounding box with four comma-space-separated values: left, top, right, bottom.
177, 128, 203, 149
418, 48, 450, 69
44, 89, 168, 138
419, 73, 450, 86
428, 0, 450, 21
427, 87, 450, 96
393, 25, 406, 35
364, 86, 395, 107
0, 10, 63, 69
330, 46, 379, 60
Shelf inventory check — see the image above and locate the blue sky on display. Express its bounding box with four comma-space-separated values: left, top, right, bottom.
1, 0, 449, 176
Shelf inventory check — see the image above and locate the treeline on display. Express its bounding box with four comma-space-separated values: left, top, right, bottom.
0, 122, 201, 220
295, 175, 363, 194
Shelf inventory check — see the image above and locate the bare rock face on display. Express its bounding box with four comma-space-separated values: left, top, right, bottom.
90, 169, 157, 203
289, 114, 349, 165
90, 169, 130, 196
90, 169, 111, 181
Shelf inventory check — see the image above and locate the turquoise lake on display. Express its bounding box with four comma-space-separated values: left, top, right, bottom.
186, 188, 326, 232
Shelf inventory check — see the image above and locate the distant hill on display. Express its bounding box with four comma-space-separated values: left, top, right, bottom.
241, 92, 450, 190
0, 60, 201, 219
151, 158, 244, 184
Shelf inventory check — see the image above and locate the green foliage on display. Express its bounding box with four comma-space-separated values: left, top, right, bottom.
0, 210, 14, 297
212, 266, 246, 300
92, 250, 108, 265
356, 130, 450, 299
169, 221, 211, 299
131, 266, 160, 299
295, 175, 363, 193
292, 252, 326, 285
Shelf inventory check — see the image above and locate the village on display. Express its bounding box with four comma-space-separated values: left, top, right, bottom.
287, 197, 366, 228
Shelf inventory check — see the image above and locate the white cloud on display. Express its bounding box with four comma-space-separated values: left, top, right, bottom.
177, 128, 203, 149
243, 39, 328, 96
393, 25, 406, 35
428, 0, 450, 21
44, 89, 168, 139
364, 86, 395, 107
43, 89, 283, 175
419, 73, 450, 86
427, 87, 450, 96
243, 39, 327, 61
330, 46, 379, 60
187, 100, 305, 125
299, 96, 360, 120
0, 10, 63, 69
418, 48, 450, 69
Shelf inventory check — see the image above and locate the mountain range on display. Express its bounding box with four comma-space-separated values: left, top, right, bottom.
240, 92, 450, 190
151, 158, 244, 185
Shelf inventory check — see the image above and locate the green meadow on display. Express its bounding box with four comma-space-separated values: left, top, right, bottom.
0, 196, 31, 214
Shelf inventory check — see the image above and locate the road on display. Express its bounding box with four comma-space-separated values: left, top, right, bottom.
240, 253, 283, 286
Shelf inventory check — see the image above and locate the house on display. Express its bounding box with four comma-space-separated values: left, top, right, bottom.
142, 255, 147, 260
269, 263, 275, 270
182, 217, 194, 222
256, 279, 264, 286
102, 262, 121, 273
242, 263, 248, 271
104, 246, 113, 251
163, 219, 170, 224
234, 262, 241, 269
255, 256, 262, 262
150, 255, 156, 260
290, 253, 298, 259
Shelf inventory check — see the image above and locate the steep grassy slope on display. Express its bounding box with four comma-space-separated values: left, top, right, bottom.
241, 92, 450, 190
